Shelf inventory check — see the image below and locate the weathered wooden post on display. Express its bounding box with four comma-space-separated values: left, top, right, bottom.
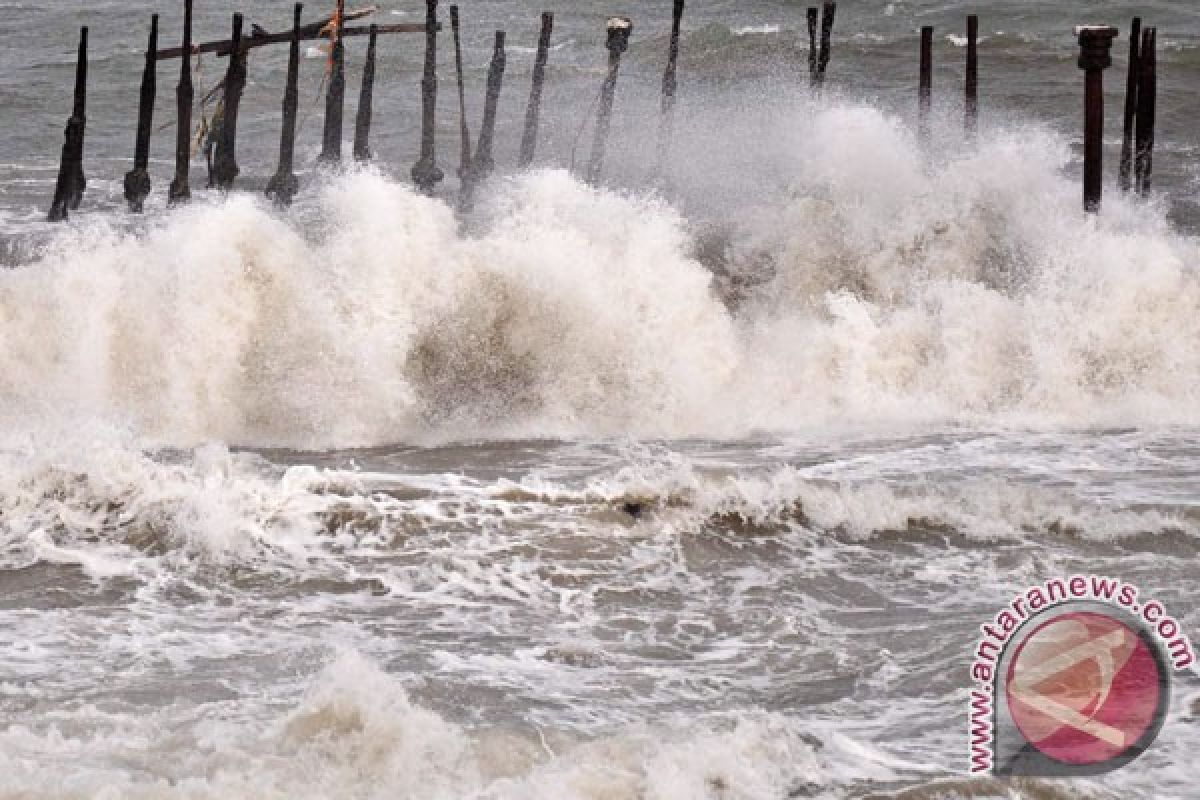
654, 1, 683, 177
585, 17, 633, 186
124, 15, 159, 213
1118, 17, 1141, 192
1135, 26, 1157, 196
213, 13, 246, 191
168, 0, 194, 204
965, 15, 978, 135
450, 5, 471, 179
267, 4, 303, 205
518, 12, 554, 169
461, 30, 507, 208
815, 2, 836, 87
48, 27, 88, 222
919, 25, 933, 141
1075, 25, 1118, 213
319, 0, 347, 165
412, 0, 445, 193
807, 8, 818, 86
353, 24, 378, 162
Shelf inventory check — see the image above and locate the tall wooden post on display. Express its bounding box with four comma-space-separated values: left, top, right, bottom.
450, 5, 471, 180
1076, 25, 1118, 213
815, 2, 836, 87
319, 0, 346, 165
518, 12, 554, 169
654, 0, 683, 177
585, 17, 632, 186
124, 15, 158, 213
213, 13, 246, 191
353, 25, 378, 162
168, 0, 194, 205
1118, 17, 1141, 192
965, 15, 978, 135
918, 26, 933, 141
1135, 27, 1157, 196
472, 31, 507, 183
48, 26, 88, 222
807, 8, 818, 86
267, 4, 303, 205
412, 0, 445, 193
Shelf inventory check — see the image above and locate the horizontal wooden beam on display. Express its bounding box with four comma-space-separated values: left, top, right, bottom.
156, 21, 432, 61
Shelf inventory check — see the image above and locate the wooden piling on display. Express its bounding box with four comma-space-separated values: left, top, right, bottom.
1076, 25, 1118, 213
319, 0, 347, 165
168, 0, 194, 205
353, 25, 378, 163
412, 0, 445, 193
585, 17, 633, 186
965, 15, 978, 134
267, 4, 303, 205
654, 1, 683, 177
213, 13, 246, 191
1135, 27, 1156, 196
124, 15, 159, 213
518, 12, 554, 169
48, 26, 88, 222
807, 8, 818, 86
450, 6, 471, 180
815, 2, 836, 87
919, 26, 933, 140
266, 4, 303, 206
472, 31, 507, 184
1118, 17, 1141, 192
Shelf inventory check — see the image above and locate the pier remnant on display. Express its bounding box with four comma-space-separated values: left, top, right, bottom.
518, 12, 554, 169
124, 15, 159, 213
654, 1, 683, 177
919, 26, 933, 141
1135, 26, 1156, 196
353, 24, 378, 162
450, 6, 471, 179
267, 4, 304, 206
1075, 25, 1118, 213
965, 15, 978, 134
48, 26, 88, 222
585, 17, 633, 186
815, 2, 836, 87
474, 32, 507, 182
412, 0, 445, 193
213, 13, 247, 191
807, 8, 818, 85
1119, 17, 1141, 192
168, 0, 194, 205
319, 0, 347, 165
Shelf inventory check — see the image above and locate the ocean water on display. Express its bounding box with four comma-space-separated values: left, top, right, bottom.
1, 1, 1199, 798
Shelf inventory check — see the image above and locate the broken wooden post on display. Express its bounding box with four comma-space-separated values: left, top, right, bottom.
450, 5, 471, 180
353, 24, 378, 162
168, 0, 194, 205
213, 13, 246, 191
919, 26, 932, 141
1118, 17, 1141, 192
412, 0, 445, 193
585, 17, 633, 186
965, 15, 978, 135
807, 8, 818, 86
815, 2, 836, 87
124, 14, 158, 213
518, 12, 554, 169
1075, 25, 1118, 213
1135, 26, 1157, 196
319, 0, 347, 165
267, 4, 303, 205
473, 31, 507, 183
654, 1, 683, 177
48, 26, 88, 222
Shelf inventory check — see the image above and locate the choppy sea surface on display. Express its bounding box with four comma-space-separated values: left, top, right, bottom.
1, 1, 1199, 798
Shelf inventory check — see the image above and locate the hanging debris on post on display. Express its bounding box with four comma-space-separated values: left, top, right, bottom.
168, 0, 194, 205
318, 0, 347, 165
586, 17, 633, 186
213, 13, 247, 190
353, 24, 378, 162
124, 15, 159, 213
48, 27, 88, 222
267, 3, 304, 206
412, 0, 445, 193
518, 12, 554, 169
